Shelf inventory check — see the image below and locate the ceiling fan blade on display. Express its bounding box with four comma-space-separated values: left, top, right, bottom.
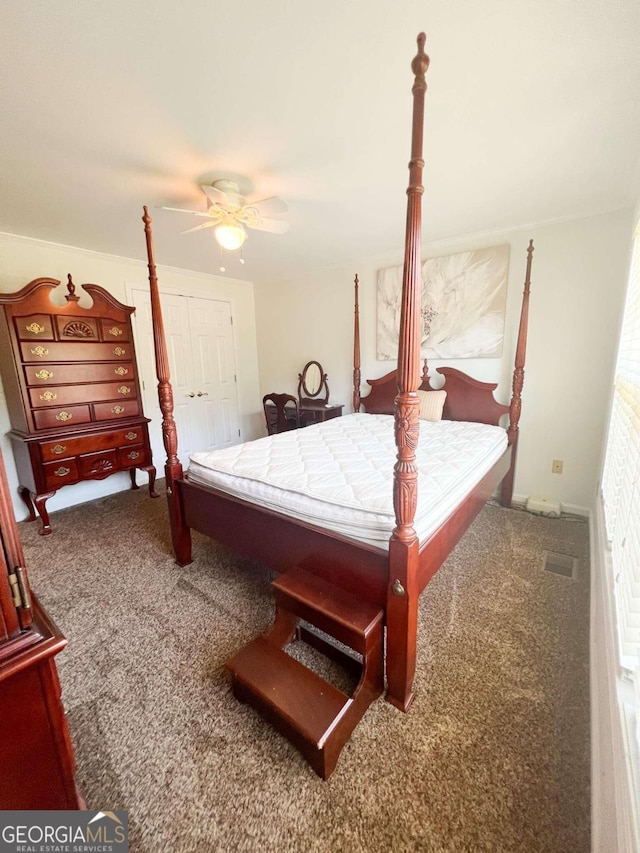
246, 216, 290, 235
200, 184, 244, 210
160, 206, 212, 218
243, 196, 288, 217
180, 220, 217, 235
201, 184, 227, 204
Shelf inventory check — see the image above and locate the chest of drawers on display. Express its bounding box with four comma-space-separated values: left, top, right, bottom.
0, 275, 158, 534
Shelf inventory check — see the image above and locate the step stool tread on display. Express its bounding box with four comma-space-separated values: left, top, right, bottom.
273, 567, 383, 636
227, 636, 350, 745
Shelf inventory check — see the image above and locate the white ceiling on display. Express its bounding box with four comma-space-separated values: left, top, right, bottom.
2, 1, 640, 284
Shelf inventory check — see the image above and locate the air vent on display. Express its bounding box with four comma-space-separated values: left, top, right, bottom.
543, 551, 578, 579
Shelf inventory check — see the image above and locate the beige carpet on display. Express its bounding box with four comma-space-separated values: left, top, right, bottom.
20, 486, 590, 852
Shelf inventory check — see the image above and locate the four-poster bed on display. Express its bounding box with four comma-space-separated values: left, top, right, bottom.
142, 33, 533, 774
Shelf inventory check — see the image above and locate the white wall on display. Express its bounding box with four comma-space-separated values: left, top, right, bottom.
255, 209, 632, 512
0, 232, 261, 521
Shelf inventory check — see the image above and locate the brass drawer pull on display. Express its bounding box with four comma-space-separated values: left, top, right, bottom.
108, 326, 123, 337
54, 466, 71, 477
127, 451, 140, 460
31, 346, 49, 357
51, 444, 67, 455
26, 322, 45, 334
55, 411, 72, 421
118, 385, 131, 395
196, 391, 209, 397
40, 391, 57, 402
113, 346, 126, 357
111, 405, 125, 415
114, 366, 129, 376
35, 369, 53, 380
125, 432, 138, 441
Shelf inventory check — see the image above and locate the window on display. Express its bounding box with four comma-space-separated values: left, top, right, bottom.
602, 221, 640, 666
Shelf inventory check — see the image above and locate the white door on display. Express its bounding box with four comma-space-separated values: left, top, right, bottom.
131, 288, 240, 470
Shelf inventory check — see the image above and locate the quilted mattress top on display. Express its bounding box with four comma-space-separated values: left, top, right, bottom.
188, 413, 507, 548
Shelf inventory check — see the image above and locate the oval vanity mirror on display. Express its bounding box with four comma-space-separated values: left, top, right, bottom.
298, 361, 329, 403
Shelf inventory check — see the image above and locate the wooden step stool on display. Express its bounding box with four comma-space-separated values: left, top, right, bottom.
226, 566, 384, 779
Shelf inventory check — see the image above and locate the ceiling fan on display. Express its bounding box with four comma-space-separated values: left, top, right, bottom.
160, 180, 289, 252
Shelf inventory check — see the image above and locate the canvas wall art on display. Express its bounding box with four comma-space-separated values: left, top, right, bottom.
377, 244, 510, 360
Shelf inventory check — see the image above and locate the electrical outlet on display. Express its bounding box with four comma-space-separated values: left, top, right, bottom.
552, 459, 563, 474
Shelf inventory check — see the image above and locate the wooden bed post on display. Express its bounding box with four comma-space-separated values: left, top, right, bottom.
353, 274, 361, 412
386, 33, 429, 712
500, 239, 534, 507
142, 207, 193, 565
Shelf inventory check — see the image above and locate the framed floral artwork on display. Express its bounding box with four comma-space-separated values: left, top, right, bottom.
377, 244, 510, 359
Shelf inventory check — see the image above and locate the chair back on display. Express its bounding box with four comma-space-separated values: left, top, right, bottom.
263, 393, 300, 435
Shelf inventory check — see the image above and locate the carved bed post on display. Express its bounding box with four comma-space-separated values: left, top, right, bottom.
500, 239, 534, 507
142, 207, 193, 565
386, 33, 429, 712
352, 274, 361, 412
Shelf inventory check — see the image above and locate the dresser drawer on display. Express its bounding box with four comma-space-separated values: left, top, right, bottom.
15, 314, 54, 340
100, 319, 130, 342
25, 361, 136, 386
29, 381, 138, 409
43, 459, 79, 490
34, 406, 92, 430
39, 427, 145, 462
117, 444, 147, 468
20, 341, 134, 363
40, 439, 79, 461
93, 400, 141, 421
78, 449, 118, 478
117, 427, 145, 444
55, 315, 100, 340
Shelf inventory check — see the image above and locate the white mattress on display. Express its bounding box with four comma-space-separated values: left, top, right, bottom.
187, 413, 507, 551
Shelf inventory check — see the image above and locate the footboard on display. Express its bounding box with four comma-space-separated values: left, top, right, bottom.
177, 477, 390, 604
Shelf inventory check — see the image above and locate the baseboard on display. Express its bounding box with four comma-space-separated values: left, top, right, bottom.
511, 493, 590, 518
560, 500, 591, 518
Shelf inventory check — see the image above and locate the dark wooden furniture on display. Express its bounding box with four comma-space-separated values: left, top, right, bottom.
297, 360, 329, 404
228, 566, 383, 779
141, 33, 534, 775
263, 393, 300, 435
0, 275, 158, 534
299, 400, 343, 424
0, 445, 82, 808
265, 398, 342, 430
297, 360, 344, 425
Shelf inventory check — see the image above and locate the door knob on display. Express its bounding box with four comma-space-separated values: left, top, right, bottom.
185, 392, 195, 397
196, 391, 209, 397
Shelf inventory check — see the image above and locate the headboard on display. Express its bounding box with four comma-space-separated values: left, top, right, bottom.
360, 360, 510, 426
353, 238, 534, 434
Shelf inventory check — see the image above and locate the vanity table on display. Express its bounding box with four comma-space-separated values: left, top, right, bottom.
299, 400, 343, 424
297, 361, 343, 426
263, 362, 343, 433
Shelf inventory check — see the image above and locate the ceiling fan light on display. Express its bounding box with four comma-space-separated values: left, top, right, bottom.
214, 222, 246, 251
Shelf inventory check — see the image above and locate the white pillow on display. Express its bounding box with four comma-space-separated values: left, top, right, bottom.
416, 389, 447, 421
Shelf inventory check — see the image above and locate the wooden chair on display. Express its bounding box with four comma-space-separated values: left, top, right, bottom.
263, 393, 300, 435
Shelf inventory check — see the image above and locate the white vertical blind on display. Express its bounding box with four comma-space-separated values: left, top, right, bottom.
602, 222, 640, 663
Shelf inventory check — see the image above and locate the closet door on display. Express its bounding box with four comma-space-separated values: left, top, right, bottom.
187, 297, 240, 453
131, 288, 240, 470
